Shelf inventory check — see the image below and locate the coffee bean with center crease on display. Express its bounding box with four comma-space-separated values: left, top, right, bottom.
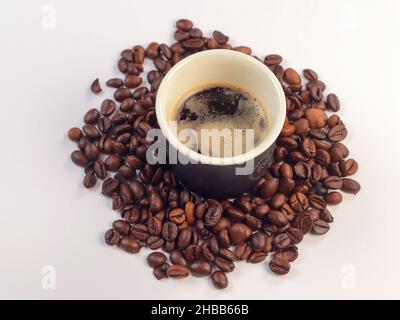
274, 245, 298, 262
167, 264, 189, 278
285, 228, 303, 244
162, 222, 178, 241
312, 220, 330, 235
169, 208, 186, 224
189, 261, 212, 277
273, 233, 291, 250
83, 172, 96, 188
269, 257, 291, 275
214, 256, 235, 273
324, 191, 343, 205
293, 213, 313, 234
183, 244, 201, 262
324, 176, 343, 190
153, 263, 169, 280
104, 229, 120, 245
114, 87, 132, 102
290, 193, 309, 212
94, 160, 107, 179
213, 30, 229, 44
204, 204, 223, 227
149, 192, 163, 213
147, 252, 167, 268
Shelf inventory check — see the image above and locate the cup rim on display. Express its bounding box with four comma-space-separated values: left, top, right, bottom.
156, 49, 286, 166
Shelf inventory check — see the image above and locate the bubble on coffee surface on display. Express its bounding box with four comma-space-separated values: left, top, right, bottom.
175, 86, 269, 157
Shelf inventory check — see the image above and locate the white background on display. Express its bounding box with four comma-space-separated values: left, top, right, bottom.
1, 0, 399, 300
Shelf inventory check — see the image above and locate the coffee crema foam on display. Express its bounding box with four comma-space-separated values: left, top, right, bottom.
169, 84, 270, 158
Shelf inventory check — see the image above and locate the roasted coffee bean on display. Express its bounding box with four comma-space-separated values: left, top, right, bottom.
183, 244, 201, 262
303, 68, 318, 81
170, 250, 188, 266
84, 143, 99, 161
328, 124, 347, 142
93, 160, 107, 179
274, 245, 298, 262
153, 263, 169, 280
184, 201, 195, 225
217, 229, 231, 248
264, 54, 282, 66
71, 150, 89, 167
68, 127, 82, 142
130, 224, 149, 241
176, 19, 193, 31
106, 78, 123, 88
345, 159, 358, 176
284, 228, 303, 244
104, 229, 120, 246
293, 213, 313, 234
246, 251, 267, 263
214, 257, 235, 273
257, 178, 279, 198
273, 233, 291, 250
250, 232, 266, 252
124, 75, 142, 89
177, 227, 192, 250
147, 252, 167, 268
294, 162, 311, 179
324, 191, 343, 205
204, 204, 223, 227
105, 154, 123, 171
82, 124, 100, 140
112, 219, 130, 236
129, 180, 145, 200
316, 149, 331, 167
284, 68, 301, 85
149, 192, 163, 213
267, 210, 288, 227
254, 204, 270, 219
148, 216, 163, 236
114, 87, 132, 102
182, 38, 205, 51
228, 223, 252, 245
289, 193, 309, 212
327, 93, 340, 112
269, 257, 290, 275
312, 220, 330, 235
119, 236, 140, 253
100, 99, 116, 116
308, 194, 327, 210
235, 242, 252, 261
213, 30, 229, 44
84, 108, 100, 124
90, 78, 102, 93
190, 261, 212, 277
169, 208, 186, 224
324, 176, 343, 190
211, 271, 228, 289
341, 178, 361, 194
167, 264, 189, 278
83, 172, 96, 188
162, 222, 178, 241
225, 205, 245, 220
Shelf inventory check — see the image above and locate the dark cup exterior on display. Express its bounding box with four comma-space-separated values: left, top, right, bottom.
171, 141, 276, 199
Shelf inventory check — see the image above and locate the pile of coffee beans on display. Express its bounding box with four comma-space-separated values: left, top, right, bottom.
68, 19, 360, 289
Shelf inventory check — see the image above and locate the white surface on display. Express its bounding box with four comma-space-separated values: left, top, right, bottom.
0, 0, 399, 300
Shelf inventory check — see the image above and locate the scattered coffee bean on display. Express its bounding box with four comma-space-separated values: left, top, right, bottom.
269, 258, 290, 275
147, 252, 167, 268
211, 271, 228, 289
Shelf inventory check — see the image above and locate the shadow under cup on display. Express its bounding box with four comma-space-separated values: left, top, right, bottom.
156, 49, 286, 199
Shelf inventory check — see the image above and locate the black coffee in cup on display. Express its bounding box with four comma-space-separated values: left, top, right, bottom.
171, 84, 269, 157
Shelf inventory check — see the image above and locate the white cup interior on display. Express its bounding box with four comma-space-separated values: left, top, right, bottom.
156, 49, 286, 165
